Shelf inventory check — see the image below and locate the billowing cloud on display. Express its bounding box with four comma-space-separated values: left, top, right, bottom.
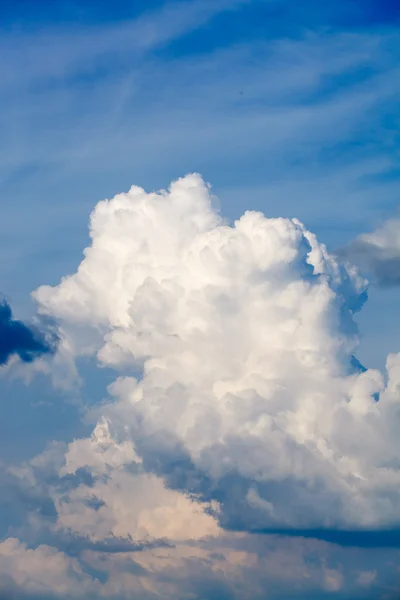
33, 174, 400, 539
341, 216, 400, 286
0, 299, 58, 366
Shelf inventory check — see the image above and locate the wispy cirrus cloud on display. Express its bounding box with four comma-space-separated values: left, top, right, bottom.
0, 0, 254, 93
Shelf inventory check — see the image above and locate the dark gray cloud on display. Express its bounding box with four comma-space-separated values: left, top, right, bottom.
340, 241, 400, 287
0, 299, 58, 366
339, 218, 400, 287
41, 530, 172, 558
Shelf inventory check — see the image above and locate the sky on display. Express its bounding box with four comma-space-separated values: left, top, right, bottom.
1, 0, 400, 598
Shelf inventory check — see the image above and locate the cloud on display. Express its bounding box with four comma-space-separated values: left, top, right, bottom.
38, 528, 173, 558
31, 174, 400, 540
23, 419, 221, 545
0, 519, 395, 599
2, 2, 400, 597
0, 299, 58, 366
0, 0, 251, 95
341, 216, 400, 286
0, 538, 100, 599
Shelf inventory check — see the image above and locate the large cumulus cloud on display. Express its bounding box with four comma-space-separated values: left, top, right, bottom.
33, 174, 400, 536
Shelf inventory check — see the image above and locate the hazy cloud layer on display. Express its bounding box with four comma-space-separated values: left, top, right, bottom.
2, 429, 398, 600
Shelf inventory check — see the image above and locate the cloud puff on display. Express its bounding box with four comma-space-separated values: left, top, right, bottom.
341, 216, 400, 286
0, 538, 99, 599
0, 299, 58, 366
53, 419, 220, 543
33, 174, 400, 535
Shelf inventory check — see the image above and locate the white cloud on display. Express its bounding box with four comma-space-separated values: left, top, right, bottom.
32, 174, 400, 533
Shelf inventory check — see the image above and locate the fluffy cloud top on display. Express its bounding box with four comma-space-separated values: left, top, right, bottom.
34, 174, 400, 534
0, 299, 58, 366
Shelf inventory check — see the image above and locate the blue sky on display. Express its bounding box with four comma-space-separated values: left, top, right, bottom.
1, 1, 400, 599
